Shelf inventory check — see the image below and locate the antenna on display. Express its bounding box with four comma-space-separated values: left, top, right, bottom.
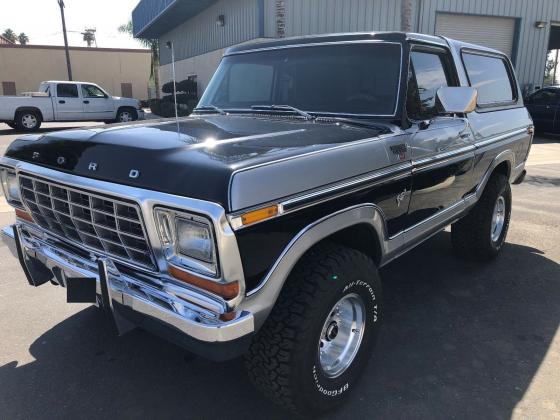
166, 41, 180, 136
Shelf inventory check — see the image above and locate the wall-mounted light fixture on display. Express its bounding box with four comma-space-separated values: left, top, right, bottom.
216, 15, 225, 27
535, 21, 547, 29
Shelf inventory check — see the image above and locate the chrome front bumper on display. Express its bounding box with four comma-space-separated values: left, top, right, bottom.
1, 223, 254, 358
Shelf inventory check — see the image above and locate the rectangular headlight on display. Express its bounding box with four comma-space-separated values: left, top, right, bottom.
154, 208, 217, 277
176, 218, 215, 263
0, 168, 21, 205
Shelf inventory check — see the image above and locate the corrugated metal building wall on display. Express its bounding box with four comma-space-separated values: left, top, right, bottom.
146, 0, 560, 92
417, 0, 560, 92
159, 0, 260, 65
263, 0, 401, 37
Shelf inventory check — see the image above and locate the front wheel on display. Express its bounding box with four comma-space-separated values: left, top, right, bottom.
115, 108, 138, 123
245, 244, 382, 416
452, 173, 512, 261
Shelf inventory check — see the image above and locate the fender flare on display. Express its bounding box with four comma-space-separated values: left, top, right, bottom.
476, 149, 515, 198
239, 204, 394, 330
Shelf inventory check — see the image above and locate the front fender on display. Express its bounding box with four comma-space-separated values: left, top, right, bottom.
239, 203, 395, 330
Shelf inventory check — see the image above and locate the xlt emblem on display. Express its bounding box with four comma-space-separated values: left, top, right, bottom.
129, 169, 140, 179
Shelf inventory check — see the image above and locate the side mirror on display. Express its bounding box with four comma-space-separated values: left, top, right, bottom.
436, 87, 477, 114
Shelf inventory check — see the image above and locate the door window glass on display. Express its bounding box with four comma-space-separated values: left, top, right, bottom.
57, 83, 79, 98
462, 52, 515, 104
407, 51, 451, 120
528, 89, 558, 105
81, 84, 106, 98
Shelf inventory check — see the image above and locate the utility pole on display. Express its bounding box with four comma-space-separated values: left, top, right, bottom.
57, 0, 73, 80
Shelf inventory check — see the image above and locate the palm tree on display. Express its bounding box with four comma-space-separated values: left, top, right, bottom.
118, 21, 160, 99
17, 32, 29, 45
2, 29, 17, 43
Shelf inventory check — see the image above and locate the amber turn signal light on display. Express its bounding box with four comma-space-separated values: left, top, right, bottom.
240, 205, 278, 226
15, 208, 34, 223
168, 265, 239, 299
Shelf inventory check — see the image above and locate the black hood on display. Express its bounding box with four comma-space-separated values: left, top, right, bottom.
5, 115, 389, 210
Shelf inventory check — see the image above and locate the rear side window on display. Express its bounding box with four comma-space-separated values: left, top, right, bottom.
57, 83, 79, 98
462, 52, 515, 105
407, 50, 452, 120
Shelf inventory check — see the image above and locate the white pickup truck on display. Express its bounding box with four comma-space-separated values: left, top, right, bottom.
0, 81, 144, 132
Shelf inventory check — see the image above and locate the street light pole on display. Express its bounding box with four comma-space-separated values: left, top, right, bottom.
57, 0, 73, 80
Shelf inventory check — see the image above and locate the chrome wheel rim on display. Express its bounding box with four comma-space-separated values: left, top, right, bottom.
119, 111, 131, 122
22, 114, 37, 129
318, 293, 366, 378
491, 195, 506, 242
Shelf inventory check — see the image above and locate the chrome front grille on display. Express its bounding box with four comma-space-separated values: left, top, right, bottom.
18, 174, 156, 270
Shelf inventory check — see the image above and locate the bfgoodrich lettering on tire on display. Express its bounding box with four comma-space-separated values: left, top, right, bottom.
245, 243, 382, 416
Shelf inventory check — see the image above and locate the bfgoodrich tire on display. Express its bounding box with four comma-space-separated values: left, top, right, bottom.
451, 173, 512, 261
245, 243, 382, 416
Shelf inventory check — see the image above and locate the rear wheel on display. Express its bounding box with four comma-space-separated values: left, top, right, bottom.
6, 122, 17, 129
452, 173, 512, 261
115, 108, 137, 123
245, 243, 383, 416
15, 110, 42, 132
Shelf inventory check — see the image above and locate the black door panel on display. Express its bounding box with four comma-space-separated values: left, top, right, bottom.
407, 118, 475, 226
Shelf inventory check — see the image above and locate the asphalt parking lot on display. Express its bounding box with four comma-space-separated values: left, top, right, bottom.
0, 123, 558, 419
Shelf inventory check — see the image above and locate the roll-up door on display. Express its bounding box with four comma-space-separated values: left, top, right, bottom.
435, 13, 515, 57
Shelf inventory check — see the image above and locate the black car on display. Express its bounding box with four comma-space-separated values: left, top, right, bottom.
525, 86, 560, 133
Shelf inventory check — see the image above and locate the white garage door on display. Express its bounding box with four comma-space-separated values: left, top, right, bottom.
435, 13, 515, 57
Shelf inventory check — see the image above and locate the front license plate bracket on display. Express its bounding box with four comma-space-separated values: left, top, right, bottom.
66, 277, 97, 303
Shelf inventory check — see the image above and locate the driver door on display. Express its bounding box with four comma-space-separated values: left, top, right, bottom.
405, 46, 475, 229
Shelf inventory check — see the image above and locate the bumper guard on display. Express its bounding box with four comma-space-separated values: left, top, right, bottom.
2, 224, 254, 360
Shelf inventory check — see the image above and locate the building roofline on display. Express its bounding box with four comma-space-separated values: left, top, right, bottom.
0, 43, 150, 53
0, 34, 15, 44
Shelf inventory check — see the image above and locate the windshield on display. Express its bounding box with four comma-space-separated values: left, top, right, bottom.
199, 42, 402, 116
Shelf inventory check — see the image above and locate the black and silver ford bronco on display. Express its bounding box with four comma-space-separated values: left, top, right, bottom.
1, 32, 533, 415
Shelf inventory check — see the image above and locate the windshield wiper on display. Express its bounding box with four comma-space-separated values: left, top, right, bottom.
315, 116, 390, 133
193, 105, 226, 115
251, 104, 315, 120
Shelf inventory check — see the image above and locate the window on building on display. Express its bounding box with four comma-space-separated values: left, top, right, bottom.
121, 83, 133, 98
57, 83, 79, 98
81, 84, 106, 98
407, 50, 452, 120
2, 81, 16, 96
462, 52, 515, 105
